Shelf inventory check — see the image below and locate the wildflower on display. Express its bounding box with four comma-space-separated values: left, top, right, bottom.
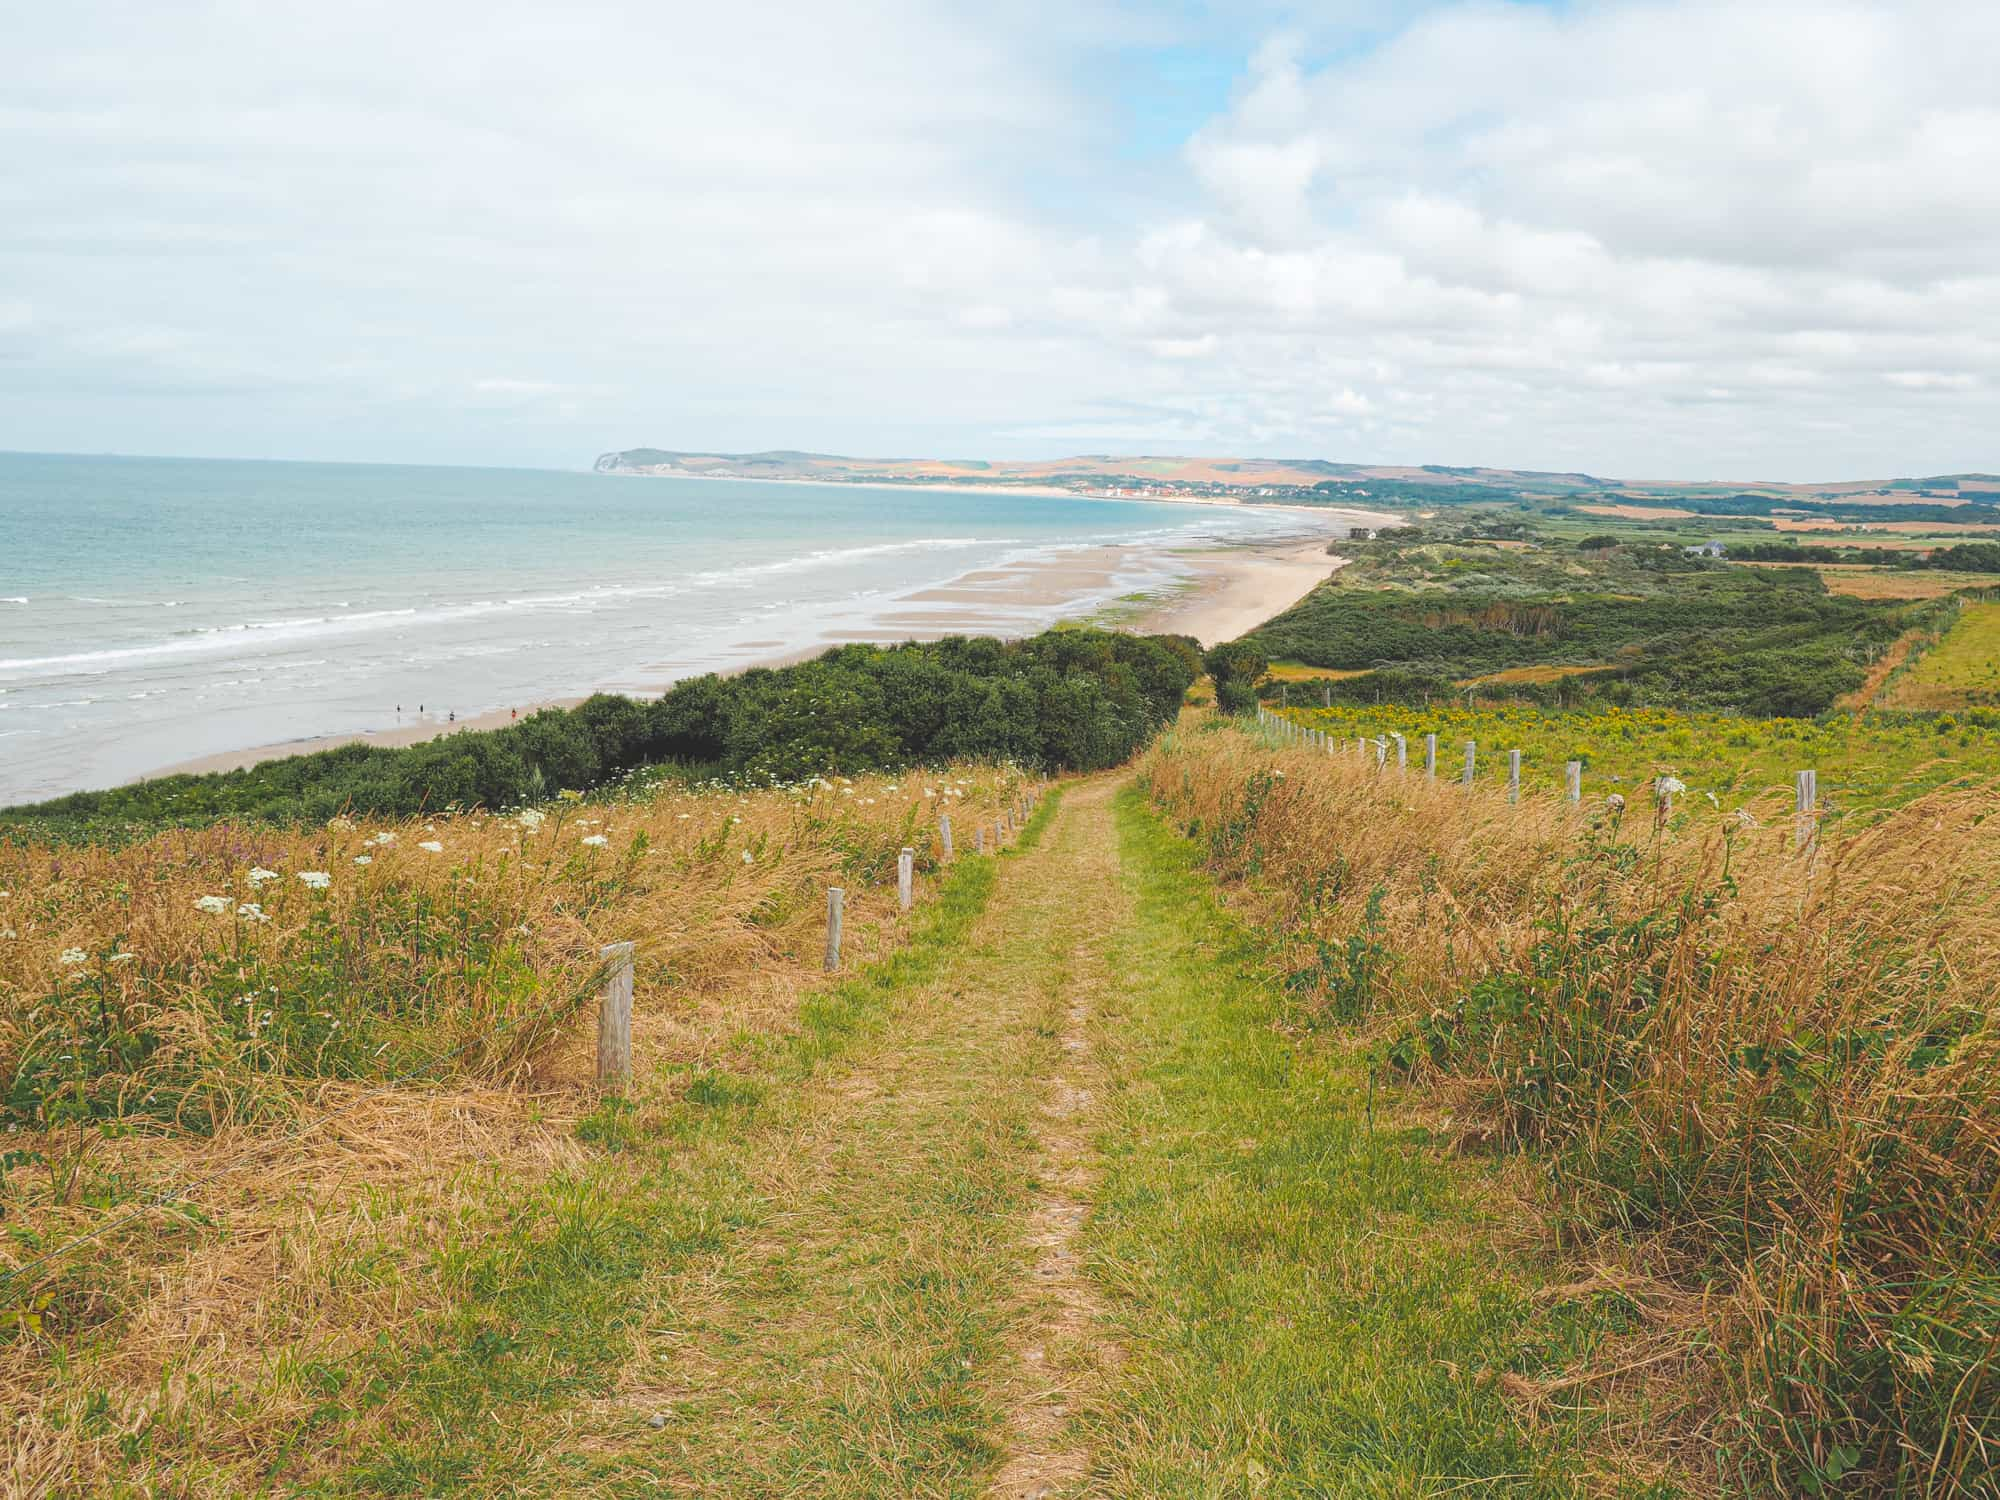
516, 807, 546, 832
1606, 793, 1626, 812
1733, 808, 1757, 828
418, 841, 444, 853
237, 903, 270, 923
58, 948, 88, 966
108, 952, 135, 965
582, 834, 609, 848
248, 867, 280, 886
195, 894, 233, 914
1655, 776, 1685, 800
353, 855, 373, 866
298, 871, 331, 890
327, 815, 356, 832
368, 831, 396, 847
740, 849, 754, 864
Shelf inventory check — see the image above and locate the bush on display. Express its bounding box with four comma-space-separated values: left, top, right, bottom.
3, 629, 1197, 840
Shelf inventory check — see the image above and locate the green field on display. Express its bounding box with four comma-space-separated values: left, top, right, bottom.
1883, 599, 2000, 710
1272, 699, 2000, 817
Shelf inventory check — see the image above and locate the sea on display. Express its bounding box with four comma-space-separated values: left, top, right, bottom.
0, 452, 1333, 806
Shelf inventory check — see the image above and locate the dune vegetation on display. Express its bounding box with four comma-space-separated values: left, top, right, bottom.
1, 628, 1198, 842
1140, 716, 2000, 1493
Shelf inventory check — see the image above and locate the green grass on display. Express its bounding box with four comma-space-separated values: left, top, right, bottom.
1275, 698, 2000, 816
1886, 599, 2000, 709
1075, 787, 1674, 1497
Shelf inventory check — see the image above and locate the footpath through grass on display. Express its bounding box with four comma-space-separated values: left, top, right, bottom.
181, 777, 1666, 1495
1075, 787, 1669, 1498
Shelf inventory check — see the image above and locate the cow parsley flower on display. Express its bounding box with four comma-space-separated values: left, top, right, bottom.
740, 848, 754, 864
237, 903, 270, 923
418, 840, 443, 853
248, 867, 280, 886
353, 855, 373, 866
297, 871, 331, 889
1656, 776, 1685, 798
58, 947, 88, 966
195, 894, 233, 914
581, 834, 609, 847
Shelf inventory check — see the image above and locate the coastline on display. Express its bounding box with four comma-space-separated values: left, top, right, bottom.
598, 465, 1352, 516
137, 528, 1366, 785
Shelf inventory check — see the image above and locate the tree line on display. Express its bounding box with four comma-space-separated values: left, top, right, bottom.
3, 629, 1200, 840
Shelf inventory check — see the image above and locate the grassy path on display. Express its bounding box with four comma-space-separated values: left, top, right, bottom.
341, 778, 1653, 1497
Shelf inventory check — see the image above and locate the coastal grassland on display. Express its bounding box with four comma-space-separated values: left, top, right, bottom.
0, 765, 1034, 1492
1727, 562, 2000, 600
1273, 699, 2000, 817
0, 627, 1198, 842
1880, 599, 2000, 710
1245, 530, 1950, 719
1139, 720, 2000, 1494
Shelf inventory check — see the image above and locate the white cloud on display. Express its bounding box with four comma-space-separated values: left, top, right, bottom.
1, 0, 1997, 477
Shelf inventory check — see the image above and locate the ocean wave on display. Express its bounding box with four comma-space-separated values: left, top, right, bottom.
0, 538, 1008, 682
0, 596, 26, 605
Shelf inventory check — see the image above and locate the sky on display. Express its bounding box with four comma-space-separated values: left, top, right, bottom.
3, 0, 1998, 480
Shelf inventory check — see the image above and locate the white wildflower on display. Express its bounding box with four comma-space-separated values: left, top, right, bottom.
298, 871, 331, 890
1656, 776, 1685, 798
581, 834, 609, 848
58, 948, 88, 966
418, 840, 443, 853
1606, 793, 1627, 812
740, 848, 754, 864
368, 831, 396, 847
515, 807, 546, 832
1733, 808, 1757, 829
326, 815, 356, 832
108, 953, 135, 965
237, 903, 270, 923
195, 894, 233, 914
248, 867, 280, 886
353, 855, 373, 866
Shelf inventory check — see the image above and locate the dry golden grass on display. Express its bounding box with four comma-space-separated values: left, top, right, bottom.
0, 765, 1035, 1492
1140, 723, 2000, 1492
1263, 662, 1371, 683
1727, 560, 1998, 600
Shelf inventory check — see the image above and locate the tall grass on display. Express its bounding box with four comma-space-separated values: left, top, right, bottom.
0, 764, 1033, 1481
1140, 718, 2000, 1495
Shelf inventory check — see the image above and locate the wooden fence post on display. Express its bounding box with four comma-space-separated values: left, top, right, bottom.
1374, 737, 1387, 770
597, 941, 635, 1087
824, 888, 844, 971
1424, 733, 1437, 778
897, 847, 914, 912
940, 813, 953, 858
976, 824, 987, 855
1565, 760, 1581, 804
1507, 750, 1521, 803
1392, 732, 1407, 770
1462, 740, 1476, 787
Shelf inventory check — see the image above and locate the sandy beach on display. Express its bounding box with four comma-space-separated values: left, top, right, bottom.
141, 522, 1376, 784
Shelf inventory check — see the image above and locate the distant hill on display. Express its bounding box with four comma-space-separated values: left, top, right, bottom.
593, 447, 1999, 511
